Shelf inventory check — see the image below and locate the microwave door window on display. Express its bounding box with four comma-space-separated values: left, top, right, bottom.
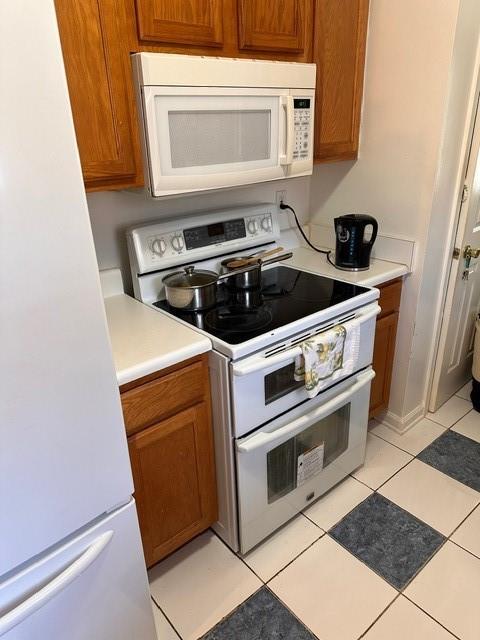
154, 96, 279, 175
168, 110, 271, 169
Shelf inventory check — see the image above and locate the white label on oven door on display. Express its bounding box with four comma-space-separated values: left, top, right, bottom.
297, 443, 325, 487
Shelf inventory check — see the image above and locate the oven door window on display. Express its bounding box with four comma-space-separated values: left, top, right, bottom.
265, 362, 304, 405
267, 404, 350, 504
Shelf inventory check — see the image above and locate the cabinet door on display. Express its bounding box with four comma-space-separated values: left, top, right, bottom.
237, 0, 313, 60
128, 402, 217, 566
134, 0, 224, 47
369, 312, 399, 418
313, 0, 369, 162
55, 0, 142, 190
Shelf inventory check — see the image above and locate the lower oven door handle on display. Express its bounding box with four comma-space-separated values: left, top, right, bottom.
232, 305, 381, 377
236, 369, 375, 454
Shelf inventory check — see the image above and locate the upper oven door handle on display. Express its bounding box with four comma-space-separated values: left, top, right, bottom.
232, 304, 381, 377
236, 369, 375, 454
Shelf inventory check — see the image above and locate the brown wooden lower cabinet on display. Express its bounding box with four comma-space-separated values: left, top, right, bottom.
120, 355, 217, 567
369, 279, 403, 418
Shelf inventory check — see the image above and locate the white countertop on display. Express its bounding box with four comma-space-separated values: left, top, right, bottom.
285, 247, 409, 287
104, 293, 211, 386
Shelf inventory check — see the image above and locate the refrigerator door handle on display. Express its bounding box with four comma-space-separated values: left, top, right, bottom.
0, 531, 113, 637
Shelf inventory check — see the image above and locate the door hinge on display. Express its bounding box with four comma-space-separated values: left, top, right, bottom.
461, 184, 469, 203
453, 247, 460, 260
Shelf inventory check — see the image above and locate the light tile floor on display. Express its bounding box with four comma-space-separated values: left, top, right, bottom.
150, 387, 480, 640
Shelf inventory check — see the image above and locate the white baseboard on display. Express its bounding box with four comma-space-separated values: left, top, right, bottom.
378, 404, 425, 434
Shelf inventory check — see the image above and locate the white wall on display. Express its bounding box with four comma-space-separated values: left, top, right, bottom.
88, 177, 310, 294
308, 0, 479, 427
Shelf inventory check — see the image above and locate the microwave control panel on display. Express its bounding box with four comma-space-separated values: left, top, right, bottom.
293, 98, 312, 161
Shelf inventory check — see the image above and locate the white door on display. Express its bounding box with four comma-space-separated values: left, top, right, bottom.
0, 500, 156, 640
430, 96, 480, 410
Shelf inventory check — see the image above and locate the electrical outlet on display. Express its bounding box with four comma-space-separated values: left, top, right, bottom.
275, 190, 287, 208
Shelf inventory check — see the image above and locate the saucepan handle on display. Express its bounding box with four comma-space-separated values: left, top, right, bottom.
260, 251, 293, 266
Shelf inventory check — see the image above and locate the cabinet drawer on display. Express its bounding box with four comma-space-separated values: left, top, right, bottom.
378, 279, 402, 318
121, 359, 206, 435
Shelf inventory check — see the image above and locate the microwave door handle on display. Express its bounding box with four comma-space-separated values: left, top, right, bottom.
236, 369, 375, 454
233, 304, 381, 377
279, 96, 294, 166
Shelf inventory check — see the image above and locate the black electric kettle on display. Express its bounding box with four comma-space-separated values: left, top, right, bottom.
334, 214, 378, 271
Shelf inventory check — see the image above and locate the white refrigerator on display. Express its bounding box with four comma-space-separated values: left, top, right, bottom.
0, 2, 156, 638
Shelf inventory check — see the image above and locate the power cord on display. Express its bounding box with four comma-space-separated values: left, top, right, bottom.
279, 201, 337, 267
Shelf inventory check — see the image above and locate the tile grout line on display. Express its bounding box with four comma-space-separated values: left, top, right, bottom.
370, 454, 415, 493
427, 405, 473, 430
369, 424, 447, 456
356, 592, 403, 639
264, 530, 325, 585
150, 595, 183, 640
263, 585, 322, 640
401, 593, 463, 640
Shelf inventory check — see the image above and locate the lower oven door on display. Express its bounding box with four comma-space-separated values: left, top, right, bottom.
235, 368, 374, 554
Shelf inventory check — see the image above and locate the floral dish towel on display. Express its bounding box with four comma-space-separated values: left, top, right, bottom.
294, 320, 361, 398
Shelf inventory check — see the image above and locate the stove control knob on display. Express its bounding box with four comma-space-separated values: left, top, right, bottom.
171, 234, 185, 252
247, 218, 258, 235
151, 237, 166, 256
261, 216, 272, 232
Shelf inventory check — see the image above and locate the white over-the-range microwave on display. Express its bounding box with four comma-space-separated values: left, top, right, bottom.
131, 53, 316, 197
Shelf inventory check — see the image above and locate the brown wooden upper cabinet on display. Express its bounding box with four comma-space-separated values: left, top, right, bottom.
237, 0, 313, 60
134, 0, 224, 48
313, 0, 369, 162
55, 0, 143, 191
55, 0, 368, 190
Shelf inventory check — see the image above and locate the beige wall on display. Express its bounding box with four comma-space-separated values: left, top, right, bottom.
88, 176, 310, 295
309, 0, 469, 425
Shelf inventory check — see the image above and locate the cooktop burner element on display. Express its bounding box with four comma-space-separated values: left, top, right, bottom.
205, 306, 273, 333
154, 265, 370, 345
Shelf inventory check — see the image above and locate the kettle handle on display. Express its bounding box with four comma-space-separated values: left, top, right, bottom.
366, 218, 378, 247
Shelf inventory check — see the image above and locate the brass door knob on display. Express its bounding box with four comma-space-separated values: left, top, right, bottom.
463, 245, 480, 260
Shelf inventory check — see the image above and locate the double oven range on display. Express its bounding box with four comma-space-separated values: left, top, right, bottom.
128, 205, 380, 553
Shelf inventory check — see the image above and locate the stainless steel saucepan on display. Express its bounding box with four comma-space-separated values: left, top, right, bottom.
220, 250, 293, 290
162, 263, 259, 311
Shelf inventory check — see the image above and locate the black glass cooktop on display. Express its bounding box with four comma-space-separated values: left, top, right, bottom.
155, 266, 370, 345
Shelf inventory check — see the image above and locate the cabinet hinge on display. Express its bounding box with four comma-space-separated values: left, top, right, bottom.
461, 184, 469, 203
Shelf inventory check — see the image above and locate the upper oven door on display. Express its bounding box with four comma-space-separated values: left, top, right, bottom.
235, 368, 374, 554
141, 87, 314, 196
230, 303, 379, 437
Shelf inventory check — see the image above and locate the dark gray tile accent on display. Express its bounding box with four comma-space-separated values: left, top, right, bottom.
201, 587, 317, 640
329, 493, 445, 589
417, 429, 480, 492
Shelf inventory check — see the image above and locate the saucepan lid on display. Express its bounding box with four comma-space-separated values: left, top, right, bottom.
162, 266, 218, 289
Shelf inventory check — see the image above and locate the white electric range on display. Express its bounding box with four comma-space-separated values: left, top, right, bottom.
127, 205, 380, 553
